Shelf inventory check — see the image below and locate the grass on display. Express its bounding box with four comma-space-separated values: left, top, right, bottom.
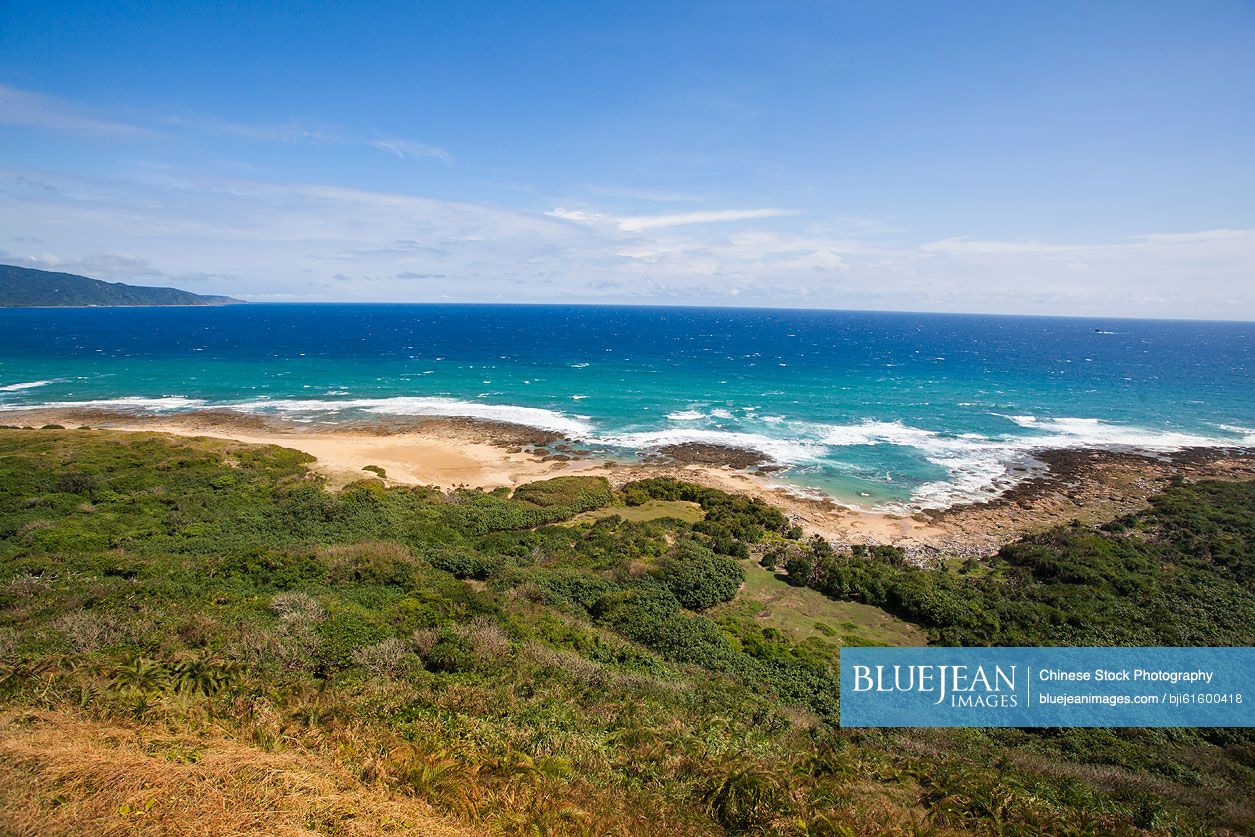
0, 708, 477, 837
565, 499, 706, 525
0, 428, 1249, 835
713, 559, 928, 648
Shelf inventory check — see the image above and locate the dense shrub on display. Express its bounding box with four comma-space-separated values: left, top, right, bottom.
592, 583, 736, 669
655, 539, 744, 611
777, 481, 1255, 647
621, 478, 790, 541
420, 545, 504, 580
0, 430, 1247, 835
511, 475, 613, 512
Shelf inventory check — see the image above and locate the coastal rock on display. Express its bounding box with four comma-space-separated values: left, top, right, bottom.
649, 442, 771, 469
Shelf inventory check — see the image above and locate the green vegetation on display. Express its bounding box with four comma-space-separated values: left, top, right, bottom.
0, 263, 242, 307
774, 480, 1255, 647
568, 498, 706, 524
0, 429, 1250, 834
712, 560, 928, 649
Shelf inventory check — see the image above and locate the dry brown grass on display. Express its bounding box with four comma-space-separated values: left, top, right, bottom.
0, 708, 483, 836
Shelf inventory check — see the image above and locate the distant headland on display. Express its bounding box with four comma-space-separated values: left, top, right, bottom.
0, 264, 244, 307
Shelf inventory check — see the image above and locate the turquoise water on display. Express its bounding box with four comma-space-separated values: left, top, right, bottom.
0, 304, 1250, 510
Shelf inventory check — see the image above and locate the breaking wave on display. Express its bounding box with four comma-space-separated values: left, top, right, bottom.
3, 392, 1249, 510
8, 396, 209, 411
0, 380, 57, 392
591, 427, 828, 465
224, 397, 593, 436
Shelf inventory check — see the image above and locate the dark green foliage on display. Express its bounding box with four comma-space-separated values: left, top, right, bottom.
316, 606, 389, 667
419, 627, 477, 673
759, 545, 787, 571
655, 539, 745, 611
592, 582, 736, 669
621, 478, 790, 541
1141, 477, 1254, 582
511, 475, 613, 512
446, 476, 613, 534
510, 567, 618, 610
0, 430, 1249, 834
420, 545, 504, 580
779, 480, 1255, 647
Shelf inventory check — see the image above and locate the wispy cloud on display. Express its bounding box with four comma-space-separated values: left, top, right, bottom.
0, 249, 162, 280
1, 165, 1251, 318
618, 208, 794, 231
0, 84, 151, 138
581, 184, 705, 203
920, 229, 1255, 259
165, 114, 453, 161
369, 137, 452, 162
0, 83, 450, 162
547, 206, 794, 232
919, 237, 1078, 255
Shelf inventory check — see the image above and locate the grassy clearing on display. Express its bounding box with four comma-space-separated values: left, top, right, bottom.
714, 560, 928, 648
565, 499, 706, 525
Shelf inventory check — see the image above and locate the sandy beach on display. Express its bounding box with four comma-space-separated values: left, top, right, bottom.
6, 407, 1251, 561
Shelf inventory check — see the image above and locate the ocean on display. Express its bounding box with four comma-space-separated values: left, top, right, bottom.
0, 304, 1251, 510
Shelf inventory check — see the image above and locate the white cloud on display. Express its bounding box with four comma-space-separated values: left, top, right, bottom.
369, 137, 452, 161
617, 208, 794, 231
0, 165, 1251, 318
0, 83, 151, 138
920, 237, 1080, 255
548, 206, 794, 232
0, 83, 450, 162
546, 207, 607, 224
0, 249, 162, 280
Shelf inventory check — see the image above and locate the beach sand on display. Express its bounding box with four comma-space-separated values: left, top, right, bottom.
8, 408, 1251, 562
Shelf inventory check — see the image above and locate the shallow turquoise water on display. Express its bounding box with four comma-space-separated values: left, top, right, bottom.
0, 304, 1250, 509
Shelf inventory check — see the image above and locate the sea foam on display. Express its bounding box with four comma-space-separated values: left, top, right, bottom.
7, 396, 208, 411
0, 380, 57, 392
591, 427, 827, 465
225, 397, 593, 436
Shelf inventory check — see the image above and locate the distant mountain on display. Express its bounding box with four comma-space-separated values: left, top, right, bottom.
0, 264, 244, 307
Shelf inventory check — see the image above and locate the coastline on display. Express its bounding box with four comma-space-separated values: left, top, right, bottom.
6, 406, 1251, 562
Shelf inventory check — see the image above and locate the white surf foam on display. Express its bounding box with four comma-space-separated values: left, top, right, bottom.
1004, 415, 1228, 451
0, 380, 57, 392
591, 427, 827, 465
1215, 424, 1255, 445
224, 397, 593, 437
3, 396, 209, 412
817, 420, 946, 449
666, 410, 705, 421
799, 415, 1245, 510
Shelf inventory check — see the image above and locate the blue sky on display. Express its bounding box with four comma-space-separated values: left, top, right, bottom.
1, 1, 1252, 317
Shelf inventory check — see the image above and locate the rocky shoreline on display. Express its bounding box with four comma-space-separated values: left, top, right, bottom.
4, 406, 1251, 563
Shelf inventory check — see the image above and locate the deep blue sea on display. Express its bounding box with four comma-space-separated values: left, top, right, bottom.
1, 304, 1251, 510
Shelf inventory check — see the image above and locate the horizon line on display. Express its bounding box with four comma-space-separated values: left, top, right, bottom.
214, 298, 1255, 325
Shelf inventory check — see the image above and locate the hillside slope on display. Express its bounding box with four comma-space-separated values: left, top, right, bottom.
0, 430, 1250, 834
0, 264, 243, 307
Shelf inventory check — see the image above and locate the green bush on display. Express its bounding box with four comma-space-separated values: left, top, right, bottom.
655, 539, 744, 611
421, 545, 505, 580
